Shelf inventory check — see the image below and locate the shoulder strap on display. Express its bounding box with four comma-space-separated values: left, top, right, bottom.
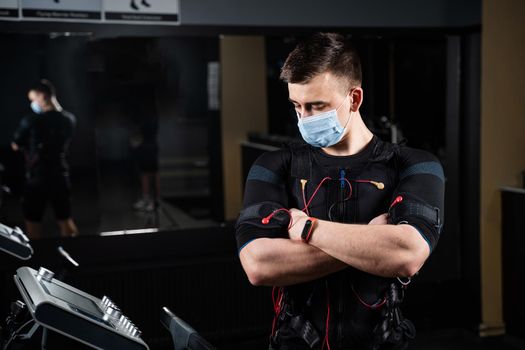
369, 137, 399, 163
288, 142, 312, 180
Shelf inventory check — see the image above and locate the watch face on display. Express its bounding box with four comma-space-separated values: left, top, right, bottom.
301, 219, 313, 240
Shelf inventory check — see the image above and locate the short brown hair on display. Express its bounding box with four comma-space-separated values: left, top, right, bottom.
280, 33, 362, 89
29, 79, 56, 99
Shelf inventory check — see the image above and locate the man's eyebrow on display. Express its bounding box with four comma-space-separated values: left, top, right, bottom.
288, 98, 328, 106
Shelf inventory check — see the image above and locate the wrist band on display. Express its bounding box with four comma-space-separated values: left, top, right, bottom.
301, 218, 317, 243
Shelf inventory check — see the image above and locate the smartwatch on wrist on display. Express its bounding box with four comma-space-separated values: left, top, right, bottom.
301, 218, 317, 243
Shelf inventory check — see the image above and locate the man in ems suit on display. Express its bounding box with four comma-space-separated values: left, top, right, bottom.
236, 33, 445, 350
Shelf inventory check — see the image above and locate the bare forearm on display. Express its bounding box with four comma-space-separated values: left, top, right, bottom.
307, 220, 429, 278
240, 238, 347, 287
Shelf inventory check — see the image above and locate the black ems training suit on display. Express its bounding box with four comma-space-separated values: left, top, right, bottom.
13, 110, 76, 221
236, 136, 445, 350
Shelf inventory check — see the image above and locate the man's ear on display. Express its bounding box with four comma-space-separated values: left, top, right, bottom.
351, 87, 363, 112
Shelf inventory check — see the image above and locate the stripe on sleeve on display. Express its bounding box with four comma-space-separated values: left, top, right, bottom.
400, 161, 445, 182
247, 165, 283, 186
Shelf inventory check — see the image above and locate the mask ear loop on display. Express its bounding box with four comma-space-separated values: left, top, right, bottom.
336, 90, 355, 133
296, 90, 352, 120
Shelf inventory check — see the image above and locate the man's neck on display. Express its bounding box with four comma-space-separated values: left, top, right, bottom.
42, 102, 59, 113
42, 105, 55, 112
321, 112, 374, 157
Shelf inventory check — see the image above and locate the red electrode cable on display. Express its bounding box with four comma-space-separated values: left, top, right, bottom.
322, 281, 331, 350
390, 195, 403, 209
343, 178, 353, 199
351, 285, 387, 309
263, 176, 385, 345
261, 208, 293, 229
262, 177, 333, 227
303, 176, 332, 212
263, 176, 384, 227
271, 286, 284, 336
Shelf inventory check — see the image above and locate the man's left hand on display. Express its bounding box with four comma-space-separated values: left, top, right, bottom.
288, 208, 309, 241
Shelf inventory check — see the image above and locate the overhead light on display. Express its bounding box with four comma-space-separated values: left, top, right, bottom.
99, 228, 159, 236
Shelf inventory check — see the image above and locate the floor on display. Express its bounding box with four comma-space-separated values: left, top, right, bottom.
10, 328, 524, 350
0, 158, 217, 238
215, 329, 525, 350
408, 329, 525, 350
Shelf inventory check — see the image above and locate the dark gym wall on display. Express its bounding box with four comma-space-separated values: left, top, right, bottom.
180, 0, 480, 28
89, 36, 218, 162
88, 35, 219, 200
480, 0, 525, 336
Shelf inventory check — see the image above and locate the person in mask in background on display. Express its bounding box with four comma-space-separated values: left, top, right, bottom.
129, 88, 160, 213
236, 33, 445, 349
11, 79, 78, 238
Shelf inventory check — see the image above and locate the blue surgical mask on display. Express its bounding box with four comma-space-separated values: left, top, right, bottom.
297, 94, 351, 148
30, 101, 43, 114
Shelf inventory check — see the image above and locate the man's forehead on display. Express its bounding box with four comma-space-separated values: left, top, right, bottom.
288, 72, 346, 103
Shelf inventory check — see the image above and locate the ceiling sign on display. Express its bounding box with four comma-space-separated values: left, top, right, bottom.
104, 0, 180, 24
0, 0, 18, 19
1, 0, 180, 25
21, 0, 103, 21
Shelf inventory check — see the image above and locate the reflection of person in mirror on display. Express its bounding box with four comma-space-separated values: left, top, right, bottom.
130, 0, 151, 11
11, 80, 78, 239
130, 113, 159, 213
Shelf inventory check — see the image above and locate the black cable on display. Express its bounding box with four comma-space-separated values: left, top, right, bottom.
41, 328, 48, 350
328, 197, 351, 222
3, 319, 35, 350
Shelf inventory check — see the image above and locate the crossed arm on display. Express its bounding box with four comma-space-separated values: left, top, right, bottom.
239, 210, 430, 287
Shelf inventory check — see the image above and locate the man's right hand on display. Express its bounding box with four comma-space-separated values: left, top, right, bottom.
369, 213, 388, 225
11, 142, 19, 151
